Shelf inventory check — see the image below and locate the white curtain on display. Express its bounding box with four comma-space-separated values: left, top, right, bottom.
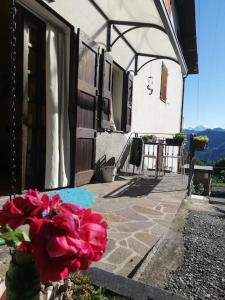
109, 98, 116, 131
45, 24, 70, 189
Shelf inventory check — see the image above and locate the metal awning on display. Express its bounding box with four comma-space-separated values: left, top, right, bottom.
90, 0, 188, 75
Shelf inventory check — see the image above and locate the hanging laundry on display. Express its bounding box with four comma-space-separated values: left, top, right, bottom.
129, 138, 144, 167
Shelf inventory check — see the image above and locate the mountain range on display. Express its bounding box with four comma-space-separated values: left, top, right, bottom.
183, 127, 225, 162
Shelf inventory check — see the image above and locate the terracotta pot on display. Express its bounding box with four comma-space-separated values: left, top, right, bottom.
193, 139, 207, 151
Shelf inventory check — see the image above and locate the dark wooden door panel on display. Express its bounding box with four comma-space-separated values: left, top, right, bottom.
77, 91, 96, 129
21, 10, 46, 190
74, 30, 99, 186
98, 50, 113, 129
76, 139, 94, 171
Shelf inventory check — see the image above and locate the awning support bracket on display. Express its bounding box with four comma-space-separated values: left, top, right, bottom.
106, 20, 166, 52
132, 55, 180, 75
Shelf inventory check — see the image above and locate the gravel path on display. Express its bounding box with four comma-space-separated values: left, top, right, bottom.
166, 211, 225, 300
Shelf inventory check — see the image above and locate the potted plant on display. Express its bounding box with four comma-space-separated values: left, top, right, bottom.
193, 135, 209, 151
102, 165, 117, 182
0, 189, 107, 300
101, 157, 117, 182
142, 134, 157, 143
166, 133, 186, 146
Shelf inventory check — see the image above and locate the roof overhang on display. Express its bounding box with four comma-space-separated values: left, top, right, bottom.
89, 0, 189, 76
174, 0, 199, 74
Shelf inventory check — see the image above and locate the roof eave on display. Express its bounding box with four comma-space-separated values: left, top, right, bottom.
174, 0, 199, 75
154, 0, 188, 76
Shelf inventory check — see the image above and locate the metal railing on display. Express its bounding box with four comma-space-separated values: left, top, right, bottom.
116, 132, 187, 179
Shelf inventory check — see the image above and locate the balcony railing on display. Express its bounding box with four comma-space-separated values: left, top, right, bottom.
116, 132, 187, 181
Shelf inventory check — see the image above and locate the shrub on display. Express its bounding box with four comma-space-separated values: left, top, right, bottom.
142, 134, 157, 142
174, 133, 186, 139
193, 135, 209, 142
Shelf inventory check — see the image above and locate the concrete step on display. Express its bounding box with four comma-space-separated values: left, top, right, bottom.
209, 197, 225, 206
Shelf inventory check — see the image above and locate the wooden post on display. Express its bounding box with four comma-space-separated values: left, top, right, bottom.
187, 134, 195, 196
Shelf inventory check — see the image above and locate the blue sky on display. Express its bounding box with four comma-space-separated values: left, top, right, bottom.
184, 0, 225, 129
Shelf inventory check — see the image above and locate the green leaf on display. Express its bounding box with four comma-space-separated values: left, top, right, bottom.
0, 228, 29, 248
93, 288, 109, 300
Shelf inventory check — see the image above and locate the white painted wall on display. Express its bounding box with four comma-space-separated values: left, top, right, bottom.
95, 132, 129, 165
132, 56, 183, 135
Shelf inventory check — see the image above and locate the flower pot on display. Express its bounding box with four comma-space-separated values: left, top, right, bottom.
193, 140, 208, 151
6, 252, 40, 300
102, 166, 117, 182
166, 138, 183, 146
144, 139, 157, 144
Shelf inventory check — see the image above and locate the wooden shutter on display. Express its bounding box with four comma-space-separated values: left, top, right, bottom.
160, 62, 168, 102
98, 50, 113, 130
74, 30, 99, 186
122, 72, 133, 132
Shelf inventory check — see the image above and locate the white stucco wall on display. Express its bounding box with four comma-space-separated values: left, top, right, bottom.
95, 132, 129, 164
132, 56, 183, 135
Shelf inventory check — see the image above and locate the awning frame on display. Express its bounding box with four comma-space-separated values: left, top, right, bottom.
106, 20, 180, 75
107, 20, 166, 51
88, 0, 188, 75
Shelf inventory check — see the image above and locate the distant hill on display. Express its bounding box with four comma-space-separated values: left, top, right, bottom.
183, 128, 225, 162
186, 125, 208, 132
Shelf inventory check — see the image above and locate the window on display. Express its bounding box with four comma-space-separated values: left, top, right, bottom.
160, 62, 168, 102
112, 63, 124, 131
98, 51, 133, 133
122, 72, 133, 132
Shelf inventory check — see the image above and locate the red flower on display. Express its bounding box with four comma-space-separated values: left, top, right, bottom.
80, 209, 107, 261
0, 190, 43, 229
0, 190, 107, 283
0, 190, 64, 229
29, 205, 107, 283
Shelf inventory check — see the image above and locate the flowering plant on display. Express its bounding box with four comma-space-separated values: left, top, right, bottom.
0, 189, 107, 283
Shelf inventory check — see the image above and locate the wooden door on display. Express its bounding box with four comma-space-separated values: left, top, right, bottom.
74, 31, 99, 186
21, 12, 46, 189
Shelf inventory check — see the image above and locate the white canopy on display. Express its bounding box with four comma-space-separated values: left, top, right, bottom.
93, 0, 188, 75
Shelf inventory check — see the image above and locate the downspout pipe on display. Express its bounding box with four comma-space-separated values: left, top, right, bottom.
180, 75, 187, 132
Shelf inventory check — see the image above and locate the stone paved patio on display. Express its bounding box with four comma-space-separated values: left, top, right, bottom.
0, 174, 187, 279
85, 174, 187, 277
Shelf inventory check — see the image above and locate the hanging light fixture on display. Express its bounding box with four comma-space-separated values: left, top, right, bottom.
147, 76, 153, 95
146, 62, 153, 95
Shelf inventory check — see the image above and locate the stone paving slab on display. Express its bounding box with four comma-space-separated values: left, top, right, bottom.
85, 174, 187, 277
